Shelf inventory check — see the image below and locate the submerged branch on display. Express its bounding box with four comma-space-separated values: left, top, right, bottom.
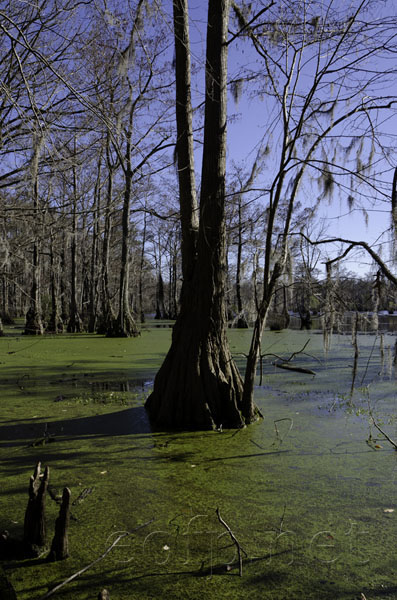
40, 520, 154, 599
273, 362, 316, 375
370, 417, 397, 451
216, 508, 248, 576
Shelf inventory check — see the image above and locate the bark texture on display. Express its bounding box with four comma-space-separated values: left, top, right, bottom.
23, 462, 49, 552
146, 0, 253, 430
48, 487, 71, 561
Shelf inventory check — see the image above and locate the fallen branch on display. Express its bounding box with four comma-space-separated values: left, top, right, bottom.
273, 418, 293, 446
216, 508, 247, 576
39, 519, 154, 599
72, 487, 94, 506
371, 419, 397, 450
263, 339, 317, 380
273, 362, 316, 375
367, 399, 397, 450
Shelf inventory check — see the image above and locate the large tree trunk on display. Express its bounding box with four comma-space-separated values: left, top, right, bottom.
146, 0, 255, 430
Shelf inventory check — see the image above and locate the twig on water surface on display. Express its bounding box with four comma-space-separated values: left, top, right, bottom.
39, 519, 154, 599
350, 312, 359, 399
268, 340, 318, 377
266, 339, 320, 364
273, 418, 293, 446
360, 334, 378, 386
278, 503, 287, 534
7, 339, 43, 355
216, 508, 247, 576
72, 487, 94, 506
366, 399, 397, 451
370, 418, 397, 451
234, 340, 318, 386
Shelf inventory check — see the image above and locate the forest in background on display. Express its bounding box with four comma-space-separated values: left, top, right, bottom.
1, 0, 397, 342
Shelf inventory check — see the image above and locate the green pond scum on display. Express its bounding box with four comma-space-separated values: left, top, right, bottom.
1, 322, 397, 599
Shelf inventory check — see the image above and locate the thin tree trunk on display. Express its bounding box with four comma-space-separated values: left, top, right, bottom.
235, 196, 248, 328
105, 87, 139, 339
138, 207, 147, 323
97, 146, 116, 333
46, 236, 62, 333
242, 264, 282, 420
67, 164, 83, 333
2, 271, 13, 323
108, 155, 139, 337
155, 272, 167, 320
25, 140, 43, 336
171, 242, 178, 318
80, 209, 89, 324
60, 230, 68, 323
88, 159, 102, 333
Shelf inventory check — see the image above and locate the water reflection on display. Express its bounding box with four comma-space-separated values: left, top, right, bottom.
91, 379, 153, 393
288, 311, 397, 333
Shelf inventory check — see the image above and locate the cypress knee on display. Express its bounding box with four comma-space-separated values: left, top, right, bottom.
23, 462, 49, 552
48, 487, 71, 561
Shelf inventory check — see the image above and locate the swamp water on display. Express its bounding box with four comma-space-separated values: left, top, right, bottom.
0, 326, 397, 599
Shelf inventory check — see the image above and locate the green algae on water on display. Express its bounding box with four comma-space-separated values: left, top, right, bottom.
1, 327, 397, 599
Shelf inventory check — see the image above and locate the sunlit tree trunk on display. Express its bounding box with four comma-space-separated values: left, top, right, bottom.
106, 99, 139, 337
107, 145, 139, 337
97, 137, 116, 333
87, 158, 102, 333
138, 206, 147, 323
146, 0, 257, 429
235, 195, 248, 328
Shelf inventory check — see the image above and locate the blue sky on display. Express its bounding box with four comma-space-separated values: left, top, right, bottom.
182, 0, 397, 278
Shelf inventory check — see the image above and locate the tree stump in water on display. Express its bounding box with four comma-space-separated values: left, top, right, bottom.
48, 487, 71, 561
23, 462, 49, 554
0, 566, 17, 600
299, 308, 312, 330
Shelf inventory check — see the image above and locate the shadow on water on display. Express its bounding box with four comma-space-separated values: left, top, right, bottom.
90, 378, 152, 392
58, 405, 152, 437
0, 406, 152, 447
